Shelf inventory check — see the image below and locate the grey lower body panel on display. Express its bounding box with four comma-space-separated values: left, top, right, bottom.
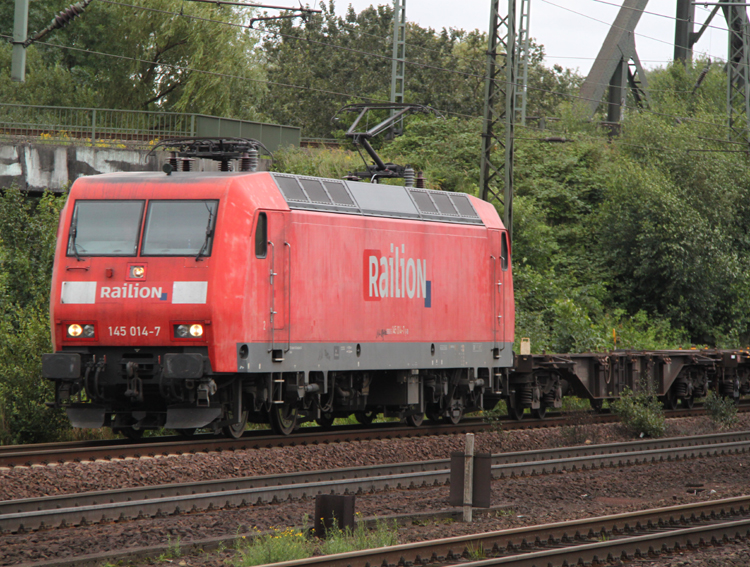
236, 341, 513, 374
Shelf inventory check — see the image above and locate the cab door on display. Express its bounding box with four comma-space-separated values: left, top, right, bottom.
488, 230, 504, 352
498, 230, 510, 350
266, 211, 290, 360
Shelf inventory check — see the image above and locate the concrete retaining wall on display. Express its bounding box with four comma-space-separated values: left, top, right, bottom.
0, 143, 157, 192
0, 142, 270, 193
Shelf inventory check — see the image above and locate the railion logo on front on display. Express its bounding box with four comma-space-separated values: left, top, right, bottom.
363, 245, 431, 307
100, 283, 168, 301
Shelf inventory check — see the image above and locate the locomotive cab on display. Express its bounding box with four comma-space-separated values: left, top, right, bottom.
44, 187, 230, 438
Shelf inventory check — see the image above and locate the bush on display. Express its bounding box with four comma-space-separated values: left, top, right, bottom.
703, 391, 739, 430
610, 387, 666, 438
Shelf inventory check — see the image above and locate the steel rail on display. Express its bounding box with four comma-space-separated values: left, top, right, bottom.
0, 419, 487, 468
232, 496, 750, 567
1, 403, 741, 469
3, 433, 750, 534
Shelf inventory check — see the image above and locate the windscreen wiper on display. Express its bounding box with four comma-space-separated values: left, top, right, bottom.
69, 208, 82, 261
195, 203, 214, 261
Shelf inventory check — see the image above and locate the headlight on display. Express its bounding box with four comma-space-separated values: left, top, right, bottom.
129, 265, 146, 278
174, 323, 205, 339
67, 324, 95, 338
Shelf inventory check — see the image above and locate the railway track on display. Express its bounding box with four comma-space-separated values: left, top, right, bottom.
259, 495, 750, 567
0, 403, 736, 468
3, 430, 750, 535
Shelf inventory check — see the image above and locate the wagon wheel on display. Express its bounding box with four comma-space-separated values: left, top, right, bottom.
270, 403, 298, 435
406, 413, 424, 427
354, 410, 376, 425
681, 395, 695, 409
660, 387, 678, 411
316, 411, 335, 428
222, 409, 248, 439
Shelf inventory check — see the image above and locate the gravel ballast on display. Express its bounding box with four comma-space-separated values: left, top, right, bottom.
2, 414, 750, 566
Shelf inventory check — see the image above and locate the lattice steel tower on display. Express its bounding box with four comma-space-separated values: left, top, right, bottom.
390, 0, 407, 135
514, 0, 531, 127
480, 0, 516, 239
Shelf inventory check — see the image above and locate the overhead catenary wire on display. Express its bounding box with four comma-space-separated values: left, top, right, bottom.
2, 27, 736, 135
0, 33, 388, 104
5, 2, 745, 143
81, 0, 723, 98
1, 34, 741, 161
589, 0, 730, 34
539, 0, 741, 72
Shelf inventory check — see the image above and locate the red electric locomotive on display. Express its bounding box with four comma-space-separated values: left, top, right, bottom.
43, 141, 514, 438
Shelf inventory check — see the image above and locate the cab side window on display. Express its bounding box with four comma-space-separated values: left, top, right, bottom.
500, 232, 509, 271
255, 212, 267, 258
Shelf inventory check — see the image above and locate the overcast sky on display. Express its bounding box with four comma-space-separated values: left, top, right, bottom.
330, 1, 732, 76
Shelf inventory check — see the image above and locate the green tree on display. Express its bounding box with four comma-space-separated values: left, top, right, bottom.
1, 0, 267, 118
260, 2, 582, 138
0, 188, 69, 445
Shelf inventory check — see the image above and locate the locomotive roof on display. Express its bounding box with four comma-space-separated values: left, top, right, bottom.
271, 173, 484, 226
73, 171, 487, 227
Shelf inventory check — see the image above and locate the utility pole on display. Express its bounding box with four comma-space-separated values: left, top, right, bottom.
11, 0, 95, 82
390, 0, 406, 136
11, 0, 29, 82
479, 0, 516, 240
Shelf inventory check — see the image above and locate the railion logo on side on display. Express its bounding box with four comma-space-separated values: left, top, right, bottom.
100, 283, 168, 301
363, 244, 431, 307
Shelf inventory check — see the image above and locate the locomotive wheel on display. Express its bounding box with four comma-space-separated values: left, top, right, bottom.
425, 407, 442, 422
222, 410, 248, 439
531, 405, 547, 419
120, 427, 144, 441
316, 412, 335, 428
354, 410, 376, 425
270, 403, 298, 435
406, 413, 424, 427
507, 395, 524, 421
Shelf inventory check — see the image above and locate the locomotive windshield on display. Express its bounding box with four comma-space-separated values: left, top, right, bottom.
67, 200, 144, 256
141, 200, 218, 256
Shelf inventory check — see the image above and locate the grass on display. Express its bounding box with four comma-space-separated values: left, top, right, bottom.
561, 396, 591, 412
231, 518, 399, 567
466, 542, 486, 560
233, 527, 310, 566
156, 535, 181, 561
318, 518, 399, 555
